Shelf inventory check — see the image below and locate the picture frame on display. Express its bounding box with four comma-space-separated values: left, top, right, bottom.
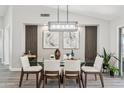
63, 31, 80, 49
43, 31, 59, 48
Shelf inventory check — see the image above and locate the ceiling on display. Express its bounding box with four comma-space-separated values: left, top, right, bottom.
0, 5, 8, 16
45, 5, 124, 21
0, 5, 124, 21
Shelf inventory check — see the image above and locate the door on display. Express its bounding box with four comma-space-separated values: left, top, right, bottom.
85, 26, 97, 66
25, 25, 38, 56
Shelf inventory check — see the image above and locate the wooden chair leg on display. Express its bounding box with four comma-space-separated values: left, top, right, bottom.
99, 73, 104, 88
45, 76, 47, 84
85, 73, 87, 88
58, 75, 60, 88
36, 73, 39, 88
60, 74, 63, 84
63, 76, 65, 88
78, 74, 81, 88
19, 70, 24, 87
76, 79, 78, 84
81, 71, 84, 88
43, 75, 45, 88
26, 73, 29, 80
95, 74, 97, 81
38, 71, 42, 88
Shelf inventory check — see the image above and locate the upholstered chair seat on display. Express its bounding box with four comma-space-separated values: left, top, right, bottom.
65, 74, 79, 77
45, 74, 59, 77
81, 66, 100, 73
23, 66, 42, 72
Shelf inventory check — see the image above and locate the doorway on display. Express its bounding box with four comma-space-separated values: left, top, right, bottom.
85, 26, 97, 66
25, 25, 38, 57
119, 27, 124, 76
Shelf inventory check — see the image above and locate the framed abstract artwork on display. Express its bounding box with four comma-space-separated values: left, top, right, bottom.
63, 31, 79, 49
43, 31, 59, 48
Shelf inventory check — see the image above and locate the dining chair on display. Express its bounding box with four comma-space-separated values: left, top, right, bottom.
19, 56, 42, 88
42, 60, 61, 88
63, 60, 81, 88
81, 56, 104, 88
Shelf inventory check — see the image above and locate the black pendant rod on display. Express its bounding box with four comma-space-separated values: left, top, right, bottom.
67, 5, 69, 23
57, 5, 59, 23
57, 5, 69, 23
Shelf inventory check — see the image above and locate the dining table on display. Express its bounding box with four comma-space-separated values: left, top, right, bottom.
30, 60, 85, 66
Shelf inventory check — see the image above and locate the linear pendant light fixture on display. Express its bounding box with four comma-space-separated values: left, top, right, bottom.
48, 5, 78, 32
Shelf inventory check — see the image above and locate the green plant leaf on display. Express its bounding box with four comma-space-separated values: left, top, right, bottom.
98, 48, 119, 69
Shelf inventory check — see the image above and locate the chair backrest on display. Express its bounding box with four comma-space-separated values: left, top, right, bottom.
93, 56, 103, 71
44, 60, 60, 71
108, 57, 117, 67
64, 60, 80, 71
20, 56, 30, 68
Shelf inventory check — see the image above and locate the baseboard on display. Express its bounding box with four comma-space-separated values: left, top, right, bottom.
9, 66, 21, 71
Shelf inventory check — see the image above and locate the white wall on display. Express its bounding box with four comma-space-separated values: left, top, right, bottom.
0, 17, 3, 28
10, 5, 110, 70
3, 6, 13, 66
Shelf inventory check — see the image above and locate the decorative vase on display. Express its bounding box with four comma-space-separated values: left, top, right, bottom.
55, 49, 61, 60
71, 50, 74, 60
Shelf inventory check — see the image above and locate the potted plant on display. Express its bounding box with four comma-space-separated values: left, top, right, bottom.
98, 48, 119, 70
108, 64, 119, 77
